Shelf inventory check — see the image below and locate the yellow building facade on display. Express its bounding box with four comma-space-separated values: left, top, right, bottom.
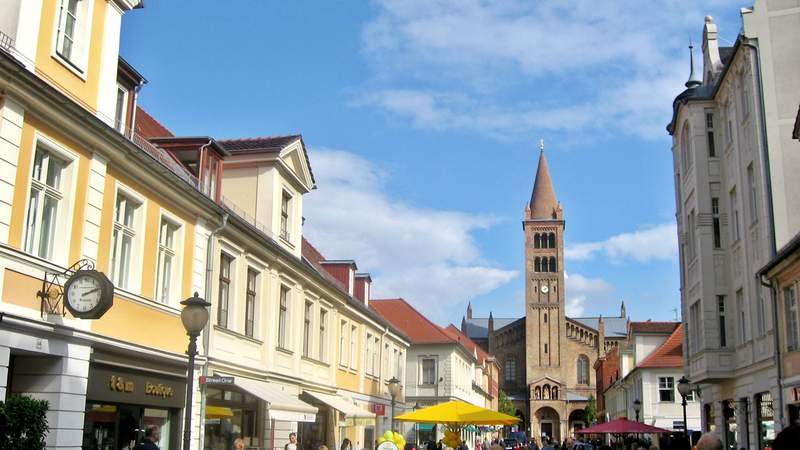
0, 2, 410, 450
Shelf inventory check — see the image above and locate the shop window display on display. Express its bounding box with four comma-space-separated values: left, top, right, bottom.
204, 387, 260, 450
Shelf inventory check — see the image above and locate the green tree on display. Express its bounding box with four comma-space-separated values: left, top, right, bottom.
499, 390, 515, 416
585, 394, 597, 424
0, 395, 50, 450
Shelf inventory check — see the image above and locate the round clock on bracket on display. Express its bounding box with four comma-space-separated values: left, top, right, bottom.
63, 270, 114, 319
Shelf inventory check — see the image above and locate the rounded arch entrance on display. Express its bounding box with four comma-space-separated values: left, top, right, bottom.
533, 406, 560, 444
568, 409, 588, 434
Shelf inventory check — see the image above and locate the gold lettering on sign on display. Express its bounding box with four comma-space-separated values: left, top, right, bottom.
109, 376, 134, 393
145, 382, 174, 398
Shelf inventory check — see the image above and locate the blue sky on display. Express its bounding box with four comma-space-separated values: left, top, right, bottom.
121, 1, 741, 325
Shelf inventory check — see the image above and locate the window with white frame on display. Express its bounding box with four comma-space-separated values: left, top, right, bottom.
421, 359, 436, 385
278, 285, 290, 349
785, 286, 799, 351
690, 301, 701, 353
393, 348, 400, 378
577, 355, 590, 385
155, 218, 179, 304
280, 191, 291, 241
245, 268, 257, 338
365, 333, 373, 374
339, 320, 348, 366
24, 146, 68, 260
730, 188, 740, 242
747, 164, 758, 224
111, 192, 141, 290
319, 309, 327, 361
217, 253, 232, 328
373, 337, 380, 377
658, 377, 675, 402
303, 301, 313, 357
755, 282, 766, 338
706, 110, 716, 157
712, 197, 721, 249
718, 295, 727, 348
350, 325, 358, 370
681, 123, 691, 173
737, 289, 747, 344
114, 85, 128, 133
56, 0, 80, 63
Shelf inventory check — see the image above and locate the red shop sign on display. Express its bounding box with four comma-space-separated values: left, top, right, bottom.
371, 404, 386, 416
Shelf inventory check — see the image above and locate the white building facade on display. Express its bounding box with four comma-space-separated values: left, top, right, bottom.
667, 2, 800, 449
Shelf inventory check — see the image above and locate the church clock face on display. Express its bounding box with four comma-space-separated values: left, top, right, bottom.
541, 285, 549, 293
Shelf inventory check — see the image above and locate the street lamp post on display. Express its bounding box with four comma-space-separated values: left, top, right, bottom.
414, 402, 421, 445
180, 292, 211, 450
677, 376, 692, 440
633, 399, 641, 422
388, 377, 402, 432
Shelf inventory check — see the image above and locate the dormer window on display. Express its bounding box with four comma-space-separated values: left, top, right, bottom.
55, 0, 90, 72
114, 85, 128, 132
280, 191, 291, 241
57, 0, 80, 62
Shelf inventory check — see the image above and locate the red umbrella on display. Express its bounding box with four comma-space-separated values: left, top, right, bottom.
575, 418, 671, 435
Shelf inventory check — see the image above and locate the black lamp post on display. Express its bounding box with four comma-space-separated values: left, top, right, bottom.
633, 399, 641, 422
677, 376, 691, 440
388, 377, 402, 432
180, 292, 211, 450
414, 402, 422, 445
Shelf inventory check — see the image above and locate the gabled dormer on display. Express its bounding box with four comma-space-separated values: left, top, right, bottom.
150, 137, 229, 202
219, 135, 316, 257
115, 56, 146, 135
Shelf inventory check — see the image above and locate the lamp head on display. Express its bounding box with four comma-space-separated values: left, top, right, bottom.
180, 292, 211, 335
387, 377, 402, 398
677, 376, 692, 397
633, 399, 641, 413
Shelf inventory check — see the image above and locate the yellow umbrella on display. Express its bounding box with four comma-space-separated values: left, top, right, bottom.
395, 400, 519, 425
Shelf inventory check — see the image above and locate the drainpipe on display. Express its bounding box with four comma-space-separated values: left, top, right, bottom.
198, 139, 214, 191
197, 212, 229, 448
743, 38, 784, 430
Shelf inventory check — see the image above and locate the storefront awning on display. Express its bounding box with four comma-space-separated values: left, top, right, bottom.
303, 391, 375, 419
206, 406, 234, 419
225, 375, 317, 423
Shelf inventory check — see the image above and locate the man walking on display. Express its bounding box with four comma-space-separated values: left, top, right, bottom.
132, 425, 161, 450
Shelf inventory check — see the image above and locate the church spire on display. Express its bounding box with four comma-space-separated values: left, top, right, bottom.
529, 139, 559, 219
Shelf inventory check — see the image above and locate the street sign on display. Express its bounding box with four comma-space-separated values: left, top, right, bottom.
200, 375, 235, 385
673, 420, 685, 429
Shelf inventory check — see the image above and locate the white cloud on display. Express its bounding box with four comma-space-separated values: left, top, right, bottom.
303, 148, 518, 321
357, 0, 735, 140
566, 296, 586, 317
565, 222, 678, 263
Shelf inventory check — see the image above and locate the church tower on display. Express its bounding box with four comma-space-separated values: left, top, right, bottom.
524, 142, 565, 379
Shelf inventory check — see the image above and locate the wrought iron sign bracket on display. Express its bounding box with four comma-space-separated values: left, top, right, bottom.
37, 259, 95, 318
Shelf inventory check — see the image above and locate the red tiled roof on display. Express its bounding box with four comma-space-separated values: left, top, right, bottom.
637, 324, 684, 368
371, 299, 456, 345
302, 238, 325, 265
219, 135, 301, 153
442, 324, 496, 366
135, 106, 174, 138
629, 321, 679, 334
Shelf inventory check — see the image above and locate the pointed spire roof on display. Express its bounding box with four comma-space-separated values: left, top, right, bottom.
685, 42, 702, 89
530, 142, 559, 219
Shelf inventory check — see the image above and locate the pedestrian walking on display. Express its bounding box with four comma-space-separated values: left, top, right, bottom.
286, 432, 299, 450
132, 425, 161, 450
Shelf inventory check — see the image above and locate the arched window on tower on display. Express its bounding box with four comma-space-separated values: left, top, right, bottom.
543, 313, 548, 323
541, 258, 549, 272
534, 233, 541, 248
548, 233, 556, 248
577, 355, 590, 384
534, 257, 541, 272
550, 257, 557, 272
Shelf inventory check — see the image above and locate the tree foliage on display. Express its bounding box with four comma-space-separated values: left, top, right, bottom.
499, 390, 516, 416
0, 395, 50, 450
585, 394, 597, 424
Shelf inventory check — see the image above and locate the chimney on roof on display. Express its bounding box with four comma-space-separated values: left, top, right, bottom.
354, 273, 372, 306
320, 261, 358, 296
702, 15, 722, 84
